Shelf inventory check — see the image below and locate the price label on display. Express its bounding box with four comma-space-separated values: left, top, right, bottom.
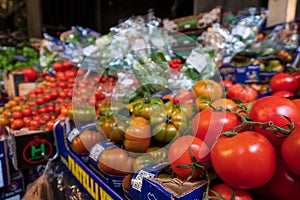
67, 129, 80, 142
186, 50, 208, 73
89, 143, 105, 161
132, 170, 155, 191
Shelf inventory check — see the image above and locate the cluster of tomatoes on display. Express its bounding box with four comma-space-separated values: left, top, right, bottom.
173, 78, 300, 199
69, 74, 300, 199
0, 61, 115, 132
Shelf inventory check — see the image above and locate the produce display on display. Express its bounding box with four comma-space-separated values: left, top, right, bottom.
1, 9, 300, 200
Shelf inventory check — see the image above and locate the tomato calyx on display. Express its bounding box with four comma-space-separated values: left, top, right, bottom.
172, 146, 211, 181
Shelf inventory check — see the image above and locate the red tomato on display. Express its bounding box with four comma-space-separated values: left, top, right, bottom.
21, 67, 38, 82
62, 61, 73, 70
220, 80, 234, 88
64, 70, 77, 78
249, 96, 300, 147
227, 84, 258, 103
270, 72, 299, 93
259, 159, 300, 200
211, 131, 276, 189
10, 119, 25, 130
292, 99, 300, 110
22, 108, 32, 117
50, 91, 59, 99
209, 183, 253, 200
12, 111, 23, 119
192, 110, 241, 147
168, 136, 210, 179
281, 125, 300, 176
272, 90, 295, 97
53, 62, 64, 72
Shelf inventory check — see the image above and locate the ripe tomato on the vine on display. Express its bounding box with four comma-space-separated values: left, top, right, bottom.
192, 109, 241, 147
168, 136, 210, 179
211, 131, 276, 189
249, 96, 300, 147
209, 183, 253, 200
227, 83, 258, 103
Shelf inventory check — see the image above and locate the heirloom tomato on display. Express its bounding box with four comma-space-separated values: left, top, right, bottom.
71, 129, 105, 154
168, 136, 210, 179
133, 155, 155, 172
210, 98, 237, 110
124, 117, 151, 153
209, 183, 253, 200
249, 96, 300, 147
227, 84, 258, 103
192, 109, 241, 147
98, 147, 135, 176
211, 131, 276, 189
133, 147, 168, 172
281, 125, 300, 176
132, 97, 164, 120
193, 79, 224, 100
151, 102, 187, 144
99, 114, 128, 143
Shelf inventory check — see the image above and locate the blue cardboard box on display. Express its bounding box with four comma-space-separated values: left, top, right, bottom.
0, 137, 10, 188
0, 172, 24, 200
129, 162, 171, 200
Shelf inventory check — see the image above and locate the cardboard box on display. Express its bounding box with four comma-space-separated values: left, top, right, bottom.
0, 172, 24, 200
140, 178, 206, 200
7, 128, 57, 170
0, 137, 10, 188
220, 62, 278, 84
129, 162, 170, 200
172, 7, 221, 32
2, 71, 37, 99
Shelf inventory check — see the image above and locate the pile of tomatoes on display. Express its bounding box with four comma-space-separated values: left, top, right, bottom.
69, 75, 300, 199
0, 61, 115, 131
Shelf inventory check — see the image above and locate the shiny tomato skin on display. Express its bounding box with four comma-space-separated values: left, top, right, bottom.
53, 62, 64, 72
193, 79, 224, 100
270, 72, 299, 93
220, 80, 234, 88
210, 98, 237, 110
168, 136, 210, 179
227, 84, 258, 103
124, 117, 151, 153
281, 125, 300, 176
249, 96, 300, 147
211, 131, 276, 189
292, 98, 300, 110
192, 110, 241, 147
272, 90, 295, 97
259, 159, 300, 200
98, 147, 135, 176
209, 183, 253, 200
21, 67, 38, 82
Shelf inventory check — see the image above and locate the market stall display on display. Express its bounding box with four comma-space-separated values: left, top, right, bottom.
1, 7, 300, 200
